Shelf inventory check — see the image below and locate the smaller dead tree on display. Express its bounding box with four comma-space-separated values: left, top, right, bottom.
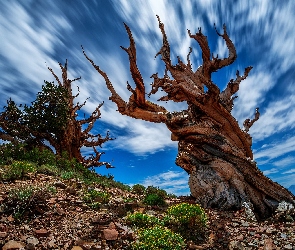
0, 60, 113, 168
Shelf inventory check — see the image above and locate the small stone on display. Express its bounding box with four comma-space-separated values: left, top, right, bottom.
236, 234, 244, 240
283, 244, 293, 249
65, 186, 76, 195
47, 198, 56, 204
263, 238, 276, 250
82, 243, 93, 249
103, 228, 119, 240
71, 246, 83, 250
112, 197, 124, 203
47, 240, 57, 248
241, 222, 249, 227
0, 231, 7, 238
2, 240, 25, 250
108, 222, 116, 230
35, 228, 49, 237
7, 215, 14, 222
91, 245, 102, 250
228, 240, 244, 250
26, 243, 35, 250
280, 233, 287, 239
27, 236, 39, 245
54, 181, 66, 189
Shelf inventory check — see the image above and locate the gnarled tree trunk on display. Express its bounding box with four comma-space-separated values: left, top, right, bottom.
84, 16, 295, 219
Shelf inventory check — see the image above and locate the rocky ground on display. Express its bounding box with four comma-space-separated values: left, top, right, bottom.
0, 173, 294, 250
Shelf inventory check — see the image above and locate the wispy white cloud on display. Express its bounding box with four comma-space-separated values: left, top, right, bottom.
263, 168, 279, 176
254, 136, 295, 161
233, 70, 275, 124
0, 2, 73, 105
134, 170, 190, 196
273, 156, 295, 168
112, 121, 177, 155
282, 168, 295, 175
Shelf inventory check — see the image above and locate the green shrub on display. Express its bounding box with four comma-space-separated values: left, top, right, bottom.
1, 161, 36, 181
126, 212, 163, 228
164, 203, 207, 241
145, 186, 167, 198
132, 184, 146, 195
143, 193, 166, 206
131, 226, 185, 250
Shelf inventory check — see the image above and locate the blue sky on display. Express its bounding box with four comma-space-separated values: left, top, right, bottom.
1, 1, 295, 196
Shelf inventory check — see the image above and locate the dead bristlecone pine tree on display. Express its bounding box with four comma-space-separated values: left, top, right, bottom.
83, 16, 295, 219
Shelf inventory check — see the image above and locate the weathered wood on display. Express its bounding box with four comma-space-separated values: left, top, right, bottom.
84, 16, 295, 219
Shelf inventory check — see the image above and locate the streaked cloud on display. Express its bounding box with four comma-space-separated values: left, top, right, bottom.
254, 136, 295, 161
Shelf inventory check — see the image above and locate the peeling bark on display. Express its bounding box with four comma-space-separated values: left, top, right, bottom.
84, 17, 295, 219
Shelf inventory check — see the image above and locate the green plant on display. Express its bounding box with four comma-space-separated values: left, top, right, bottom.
126, 212, 163, 228
83, 189, 110, 207
131, 226, 185, 250
60, 170, 75, 180
2, 185, 50, 222
46, 185, 57, 194
132, 184, 146, 195
145, 186, 167, 198
164, 203, 207, 241
36, 164, 59, 176
143, 193, 166, 206
1, 160, 36, 181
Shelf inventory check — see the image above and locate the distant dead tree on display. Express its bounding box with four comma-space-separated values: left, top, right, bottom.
83, 16, 294, 219
0, 60, 113, 168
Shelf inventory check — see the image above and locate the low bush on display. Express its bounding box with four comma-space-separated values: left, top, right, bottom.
164, 202, 207, 241
145, 185, 167, 198
131, 226, 185, 250
131, 184, 146, 195
143, 193, 166, 206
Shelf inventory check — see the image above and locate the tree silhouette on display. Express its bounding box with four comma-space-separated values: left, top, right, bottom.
0, 60, 113, 168
83, 16, 294, 219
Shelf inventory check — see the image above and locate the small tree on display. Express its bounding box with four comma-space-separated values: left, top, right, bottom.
83, 16, 295, 219
0, 60, 113, 168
